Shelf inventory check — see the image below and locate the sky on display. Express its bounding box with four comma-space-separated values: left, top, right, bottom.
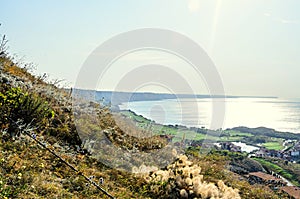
1, 0, 300, 98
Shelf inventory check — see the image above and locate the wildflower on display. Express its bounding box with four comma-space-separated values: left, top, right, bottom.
17, 173, 22, 179
31, 133, 36, 139
180, 189, 188, 199
192, 167, 201, 177
185, 177, 193, 186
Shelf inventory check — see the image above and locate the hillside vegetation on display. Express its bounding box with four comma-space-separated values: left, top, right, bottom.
0, 40, 289, 198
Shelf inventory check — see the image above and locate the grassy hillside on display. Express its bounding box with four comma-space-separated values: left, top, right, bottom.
252, 157, 300, 186
0, 48, 289, 198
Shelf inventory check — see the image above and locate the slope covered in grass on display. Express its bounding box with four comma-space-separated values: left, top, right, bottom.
0, 48, 289, 198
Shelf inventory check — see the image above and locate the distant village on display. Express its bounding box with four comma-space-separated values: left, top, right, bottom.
219, 141, 300, 162
218, 141, 300, 199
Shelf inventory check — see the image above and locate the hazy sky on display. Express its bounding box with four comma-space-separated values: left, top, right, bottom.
1, 0, 300, 98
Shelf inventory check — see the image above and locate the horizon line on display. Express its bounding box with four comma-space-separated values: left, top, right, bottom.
70, 88, 278, 99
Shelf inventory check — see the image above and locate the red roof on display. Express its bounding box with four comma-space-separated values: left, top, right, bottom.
280, 186, 300, 199
249, 172, 284, 182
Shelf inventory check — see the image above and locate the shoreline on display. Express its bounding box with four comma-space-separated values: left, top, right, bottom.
118, 108, 300, 137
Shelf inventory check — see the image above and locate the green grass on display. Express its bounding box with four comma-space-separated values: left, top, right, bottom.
173, 131, 219, 142
226, 130, 253, 137
262, 142, 284, 150
120, 111, 149, 123
217, 130, 254, 142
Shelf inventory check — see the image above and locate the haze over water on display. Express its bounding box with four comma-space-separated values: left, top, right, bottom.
119, 97, 300, 134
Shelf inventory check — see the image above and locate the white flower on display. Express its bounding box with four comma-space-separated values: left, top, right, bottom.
180, 189, 188, 199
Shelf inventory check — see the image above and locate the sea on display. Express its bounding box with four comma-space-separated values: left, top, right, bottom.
118, 97, 300, 134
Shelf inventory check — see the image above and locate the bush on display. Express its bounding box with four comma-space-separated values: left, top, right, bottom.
143, 154, 241, 199
0, 84, 54, 136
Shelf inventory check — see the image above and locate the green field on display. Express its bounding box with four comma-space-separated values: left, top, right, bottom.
217, 130, 254, 142
226, 130, 253, 137
262, 142, 284, 150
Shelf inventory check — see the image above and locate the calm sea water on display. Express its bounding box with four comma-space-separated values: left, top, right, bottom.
119, 98, 300, 134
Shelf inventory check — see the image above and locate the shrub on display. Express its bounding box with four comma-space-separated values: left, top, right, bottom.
0, 84, 54, 136
143, 154, 241, 199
